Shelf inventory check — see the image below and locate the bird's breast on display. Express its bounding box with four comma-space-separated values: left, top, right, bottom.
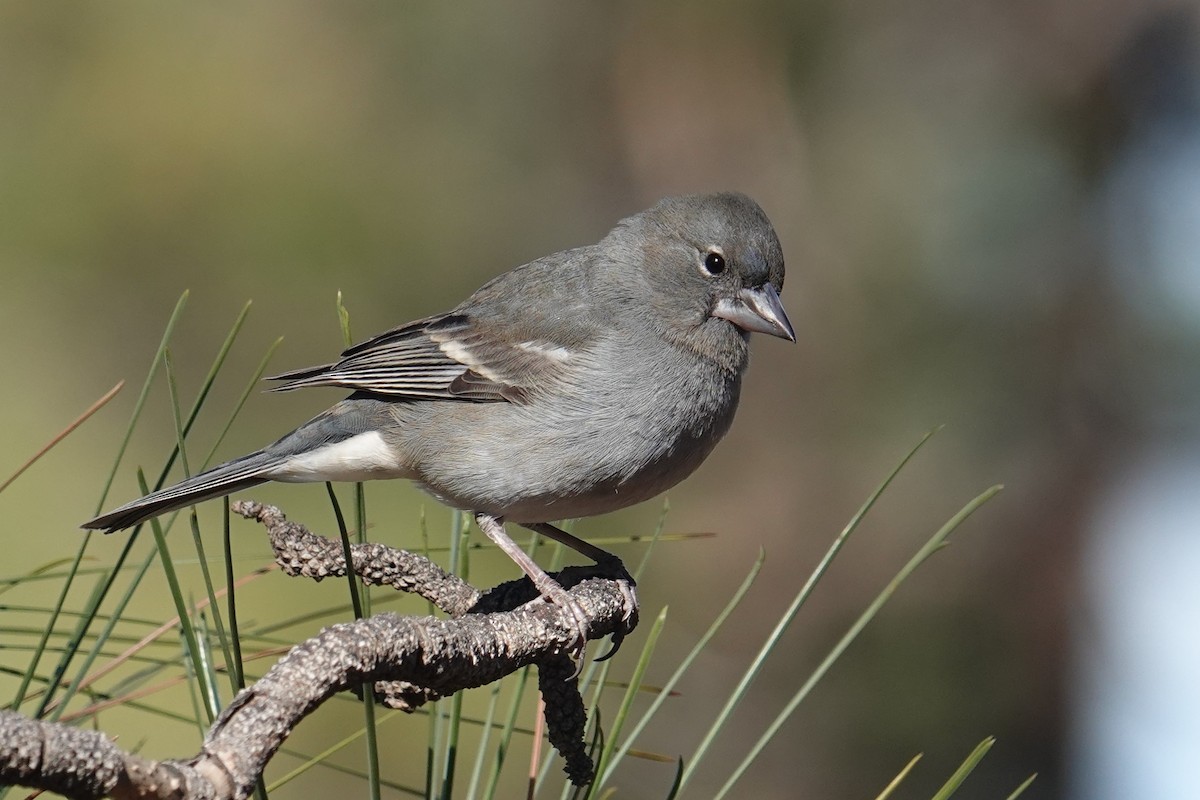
405, 342, 744, 522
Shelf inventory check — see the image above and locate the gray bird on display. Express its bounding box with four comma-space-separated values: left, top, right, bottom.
83, 192, 794, 658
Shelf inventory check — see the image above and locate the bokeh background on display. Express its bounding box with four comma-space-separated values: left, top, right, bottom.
3, 2, 1199, 798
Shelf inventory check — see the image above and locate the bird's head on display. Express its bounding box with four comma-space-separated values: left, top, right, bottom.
610, 192, 794, 366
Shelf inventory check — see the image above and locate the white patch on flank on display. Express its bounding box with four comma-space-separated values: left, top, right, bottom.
517, 341, 572, 362
269, 431, 408, 483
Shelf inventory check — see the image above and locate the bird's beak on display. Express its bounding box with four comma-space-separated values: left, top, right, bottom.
712, 283, 796, 342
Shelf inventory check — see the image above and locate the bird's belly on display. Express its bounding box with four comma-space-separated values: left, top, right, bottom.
410, 374, 740, 523
418, 439, 713, 522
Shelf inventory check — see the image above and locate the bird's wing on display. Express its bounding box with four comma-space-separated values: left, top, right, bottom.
266, 311, 587, 403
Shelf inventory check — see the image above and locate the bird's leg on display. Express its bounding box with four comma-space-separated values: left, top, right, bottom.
521, 522, 638, 661
474, 513, 591, 667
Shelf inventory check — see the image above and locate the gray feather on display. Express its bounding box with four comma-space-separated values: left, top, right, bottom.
81, 451, 277, 532
85, 192, 790, 538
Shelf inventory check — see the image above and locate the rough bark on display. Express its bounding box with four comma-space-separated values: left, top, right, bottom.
0, 502, 637, 799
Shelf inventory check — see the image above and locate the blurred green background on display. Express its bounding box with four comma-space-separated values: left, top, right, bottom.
4, 2, 1200, 798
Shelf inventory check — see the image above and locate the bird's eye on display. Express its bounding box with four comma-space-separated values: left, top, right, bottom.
703, 251, 726, 276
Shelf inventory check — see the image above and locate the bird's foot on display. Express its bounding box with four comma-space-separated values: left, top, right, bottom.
534, 580, 591, 676
593, 556, 639, 663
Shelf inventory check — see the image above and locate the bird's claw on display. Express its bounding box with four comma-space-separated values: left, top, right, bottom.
538, 557, 639, 676
539, 583, 591, 678
594, 560, 639, 662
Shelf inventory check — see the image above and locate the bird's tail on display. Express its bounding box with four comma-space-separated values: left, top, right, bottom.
82, 451, 278, 532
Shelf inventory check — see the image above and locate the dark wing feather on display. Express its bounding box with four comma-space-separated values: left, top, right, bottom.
266, 312, 579, 403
